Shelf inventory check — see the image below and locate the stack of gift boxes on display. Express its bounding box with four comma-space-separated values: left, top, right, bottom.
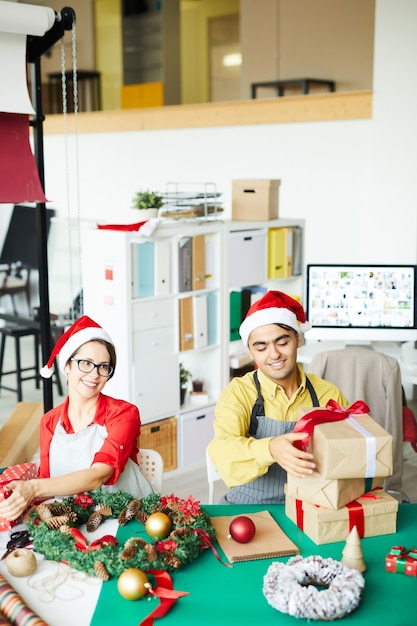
285, 403, 399, 545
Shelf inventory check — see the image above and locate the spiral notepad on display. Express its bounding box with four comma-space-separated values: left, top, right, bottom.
210, 510, 300, 563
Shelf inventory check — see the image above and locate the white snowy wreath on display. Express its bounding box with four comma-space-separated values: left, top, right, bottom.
263, 555, 365, 621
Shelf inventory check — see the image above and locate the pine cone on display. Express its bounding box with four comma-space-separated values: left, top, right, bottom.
135, 510, 149, 524
94, 561, 110, 581
163, 553, 182, 569
144, 544, 158, 562
126, 537, 146, 548
120, 544, 138, 560
37, 503, 53, 520
49, 503, 73, 516
127, 499, 142, 515
171, 527, 191, 539
96, 504, 112, 517
87, 511, 103, 532
59, 524, 72, 535
45, 515, 71, 529
118, 510, 129, 526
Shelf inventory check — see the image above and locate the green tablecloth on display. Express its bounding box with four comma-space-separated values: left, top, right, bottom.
91, 504, 416, 625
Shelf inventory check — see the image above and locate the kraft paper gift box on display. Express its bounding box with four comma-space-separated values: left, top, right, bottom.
0, 462, 38, 531
285, 488, 398, 545
285, 472, 384, 510
295, 401, 393, 480
385, 546, 417, 577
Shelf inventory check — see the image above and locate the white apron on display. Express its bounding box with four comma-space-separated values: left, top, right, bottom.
49, 421, 154, 497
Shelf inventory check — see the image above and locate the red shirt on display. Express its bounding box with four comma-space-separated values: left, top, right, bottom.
38, 393, 141, 485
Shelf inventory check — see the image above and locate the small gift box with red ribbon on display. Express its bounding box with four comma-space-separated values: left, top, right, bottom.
285, 487, 398, 545
0, 462, 38, 531
294, 400, 393, 480
385, 546, 417, 576
285, 472, 384, 511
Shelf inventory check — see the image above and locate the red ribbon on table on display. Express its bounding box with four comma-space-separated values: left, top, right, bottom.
70, 528, 118, 552
139, 570, 189, 626
293, 400, 370, 451
192, 528, 233, 568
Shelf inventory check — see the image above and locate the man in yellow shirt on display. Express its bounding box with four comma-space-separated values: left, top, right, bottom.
207, 291, 348, 504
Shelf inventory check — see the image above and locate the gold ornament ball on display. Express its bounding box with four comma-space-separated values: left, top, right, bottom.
117, 568, 150, 600
145, 512, 172, 538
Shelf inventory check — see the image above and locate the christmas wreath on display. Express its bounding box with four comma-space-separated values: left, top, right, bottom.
26, 490, 216, 581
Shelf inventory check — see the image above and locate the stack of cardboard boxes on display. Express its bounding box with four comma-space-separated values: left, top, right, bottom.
285, 405, 399, 544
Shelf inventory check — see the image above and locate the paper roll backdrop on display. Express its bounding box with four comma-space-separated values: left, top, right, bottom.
0, 1, 55, 203
0, 573, 47, 626
0, 1, 55, 114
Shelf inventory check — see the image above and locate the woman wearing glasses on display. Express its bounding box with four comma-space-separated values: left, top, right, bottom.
0, 316, 153, 523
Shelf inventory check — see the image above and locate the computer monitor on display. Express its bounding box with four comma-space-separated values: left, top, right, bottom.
305, 264, 417, 343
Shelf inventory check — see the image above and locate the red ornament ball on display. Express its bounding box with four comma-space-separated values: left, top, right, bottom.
228, 515, 256, 543
117, 568, 150, 600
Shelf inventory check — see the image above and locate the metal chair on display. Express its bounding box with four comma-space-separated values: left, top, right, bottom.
206, 446, 223, 504
0, 262, 31, 316
137, 448, 164, 493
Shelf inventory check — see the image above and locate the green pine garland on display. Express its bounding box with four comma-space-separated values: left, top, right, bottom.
26, 490, 216, 580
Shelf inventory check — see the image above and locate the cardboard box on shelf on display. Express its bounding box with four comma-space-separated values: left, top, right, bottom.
285, 489, 398, 545
285, 473, 384, 511
232, 179, 280, 221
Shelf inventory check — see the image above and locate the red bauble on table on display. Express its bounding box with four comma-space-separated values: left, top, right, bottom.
228, 515, 256, 543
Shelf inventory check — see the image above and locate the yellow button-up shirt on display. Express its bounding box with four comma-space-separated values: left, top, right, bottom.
208, 364, 348, 488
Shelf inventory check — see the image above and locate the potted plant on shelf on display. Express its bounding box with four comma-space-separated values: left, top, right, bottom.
131, 189, 165, 219
180, 362, 192, 406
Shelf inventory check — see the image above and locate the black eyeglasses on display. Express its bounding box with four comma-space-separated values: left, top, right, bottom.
70, 358, 114, 378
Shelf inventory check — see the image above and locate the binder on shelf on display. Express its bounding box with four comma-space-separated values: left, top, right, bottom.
179, 296, 194, 350
132, 241, 154, 298
241, 285, 267, 319
268, 227, 293, 279
154, 239, 171, 295
192, 235, 206, 291
207, 291, 218, 345
230, 290, 242, 342
178, 237, 192, 292
193, 293, 208, 349
204, 237, 216, 290
292, 226, 302, 276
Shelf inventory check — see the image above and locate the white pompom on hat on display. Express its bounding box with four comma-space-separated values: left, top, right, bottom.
40, 315, 114, 378
239, 290, 311, 347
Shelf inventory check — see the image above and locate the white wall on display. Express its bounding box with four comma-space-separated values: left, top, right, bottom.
36, 0, 417, 312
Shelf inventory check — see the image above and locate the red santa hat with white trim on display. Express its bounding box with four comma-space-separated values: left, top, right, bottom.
40, 315, 114, 378
239, 290, 311, 347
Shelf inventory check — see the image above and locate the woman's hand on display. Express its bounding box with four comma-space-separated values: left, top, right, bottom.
0, 480, 37, 522
269, 432, 316, 478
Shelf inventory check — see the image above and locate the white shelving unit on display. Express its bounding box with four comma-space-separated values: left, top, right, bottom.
81, 217, 304, 472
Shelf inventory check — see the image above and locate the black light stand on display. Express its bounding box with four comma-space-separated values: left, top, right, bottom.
27, 7, 76, 412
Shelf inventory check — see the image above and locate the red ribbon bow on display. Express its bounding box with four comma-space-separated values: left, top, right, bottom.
70, 528, 118, 552
293, 399, 370, 450
140, 570, 189, 626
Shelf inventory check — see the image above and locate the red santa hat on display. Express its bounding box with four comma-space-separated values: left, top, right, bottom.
40, 315, 114, 378
239, 290, 311, 347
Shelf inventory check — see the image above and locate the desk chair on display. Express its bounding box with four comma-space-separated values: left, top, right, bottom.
0, 262, 31, 316
307, 347, 410, 502
137, 448, 164, 493
206, 447, 223, 504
